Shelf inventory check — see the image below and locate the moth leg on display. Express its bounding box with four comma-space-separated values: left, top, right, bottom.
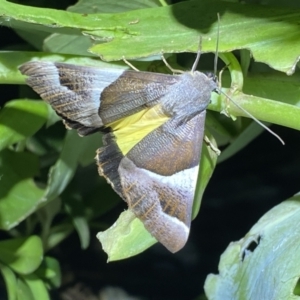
191, 36, 202, 72
218, 63, 231, 90
218, 64, 232, 116
161, 53, 184, 74
122, 56, 140, 72
204, 135, 221, 156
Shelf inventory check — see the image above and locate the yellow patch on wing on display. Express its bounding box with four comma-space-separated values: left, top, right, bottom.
108, 104, 170, 155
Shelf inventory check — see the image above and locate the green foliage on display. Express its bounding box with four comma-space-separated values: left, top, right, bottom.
205, 195, 300, 299
0, 0, 300, 299
0, 236, 59, 300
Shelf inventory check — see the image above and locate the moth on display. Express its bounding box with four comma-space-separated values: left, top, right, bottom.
19, 54, 218, 253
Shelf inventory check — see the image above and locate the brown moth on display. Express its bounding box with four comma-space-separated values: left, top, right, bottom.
19, 57, 218, 253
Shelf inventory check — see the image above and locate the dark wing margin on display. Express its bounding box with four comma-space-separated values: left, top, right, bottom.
96, 132, 125, 198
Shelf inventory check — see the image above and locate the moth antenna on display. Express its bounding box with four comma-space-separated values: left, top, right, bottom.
215, 14, 283, 144
219, 90, 285, 145
214, 13, 221, 76
122, 56, 140, 72
161, 53, 184, 74
191, 36, 202, 73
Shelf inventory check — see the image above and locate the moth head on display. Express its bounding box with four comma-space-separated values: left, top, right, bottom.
187, 70, 219, 95
206, 72, 219, 93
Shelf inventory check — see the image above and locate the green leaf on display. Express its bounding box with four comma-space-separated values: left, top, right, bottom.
35, 257, 61, 289
72, 215, 90, 250
209, 52, 300, 134
64, 193, 90, 250
1, 0, 300, 72
0, 51, 128, 84
44, 34, 95, 57
0, 100, 48, 151
87, 2, 300, 74
204, 193, 300, 300
36, 198, 62, 251
0, 150, 44, 230
42, 130, 91, 203
47, 223, 74, 251
211, 90, 300, 132
17, 277, 34, 300
18, 274, 49, 300
244, 72, 300, 107
0, 236, 43, 275
44, 0, 161, 55
68, 0, 161, 13
97, 210, 156, 261
205, 111, 235, 146
15, 28, 49, 52
0, 262, 17, 300
193, 132, 218, 219
77, 134, 103, 167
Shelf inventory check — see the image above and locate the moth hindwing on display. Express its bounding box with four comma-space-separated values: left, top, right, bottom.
19, 61, 218, 253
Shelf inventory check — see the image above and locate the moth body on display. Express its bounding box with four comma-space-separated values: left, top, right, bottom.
160, 71, 217, 127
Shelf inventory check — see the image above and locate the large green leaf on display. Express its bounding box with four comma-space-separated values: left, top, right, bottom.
0, 0, 299, 73
0, 262, 17, 300
44, 0, 162, 55
68, 0, 161, 13
64, 192, 90, 250
193, 134, 218, 219
18, 274, 49, 300
204, 193, 300, 300
16, 277, 33, 300
0, 52, 129, 84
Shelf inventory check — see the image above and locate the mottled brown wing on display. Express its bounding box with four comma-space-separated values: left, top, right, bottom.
99, 71, 179, 124
19, 61, 179, 135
